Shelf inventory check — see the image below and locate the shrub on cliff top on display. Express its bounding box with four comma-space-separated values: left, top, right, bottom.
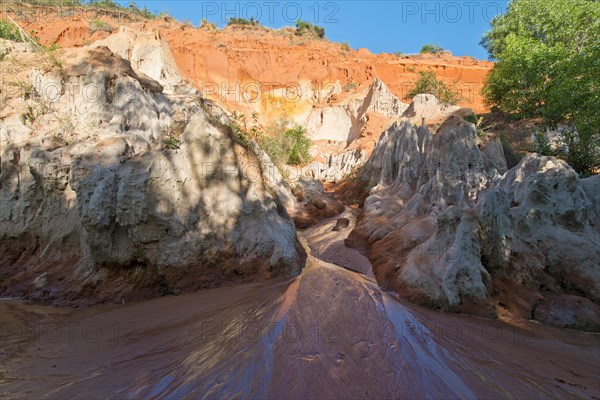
405, 71, 462, 104
420, 44, 444, 54
295, 19, 325, 39
82, 1, 159, 19
89, 18, 115, 32
227, 17, 261, 27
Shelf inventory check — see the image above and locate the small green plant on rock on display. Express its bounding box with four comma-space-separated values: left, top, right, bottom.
532, 129, 553, 156
163, 136, 181, 150
475, 116, 495, 137
342, 82, 357, 91
10, 80, 33, 100
22, 103, 45, 126
226, 112, 253, 149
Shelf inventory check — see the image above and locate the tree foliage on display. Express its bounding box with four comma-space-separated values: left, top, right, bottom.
295, 20, 325, 39
260, 123, 312, 166
405, 71, 462, 104
284, 125, 312, 165
419, 44, 444, 54
229, 114, 312, 167
227, 17, 261, 27
481, 0, 600, 174
0, 19, 22, 42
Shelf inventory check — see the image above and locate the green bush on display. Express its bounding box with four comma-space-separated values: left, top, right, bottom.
127, 2, 157, 19
200, 18, 217, 30
295, 19, 325, 39
283, 125, 311, 165
89, 18, 115, 32
420, 44, 444, 54
0, 19, 22, 42
260, 135, 290, 167
342, 82, 357, 91
481, 0, 600, 175
163, 136, 181, 150
228, 115, 312, 167
227, 17, 261, 27
405, 71, 461, 104
86, 0, 119, 9
259, 122, 311, 166
340, 42, 351, 52
78, 1, 158, 19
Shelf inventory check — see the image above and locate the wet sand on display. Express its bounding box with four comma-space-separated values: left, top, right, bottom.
1, 210, 599, 399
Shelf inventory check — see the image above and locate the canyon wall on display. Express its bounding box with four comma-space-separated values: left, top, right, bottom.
0, 42, 305, 303
348, 110, 600, 331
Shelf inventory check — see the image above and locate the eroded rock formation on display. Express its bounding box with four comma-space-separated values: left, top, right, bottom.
92, 26, 183, 92
0, 44, 305, 303
348, 110, 600, 330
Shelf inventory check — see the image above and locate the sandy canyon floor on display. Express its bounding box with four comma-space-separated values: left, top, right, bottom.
1, 210, 598, 399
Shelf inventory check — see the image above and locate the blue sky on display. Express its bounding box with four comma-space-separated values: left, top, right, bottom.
116, 1, 508, 59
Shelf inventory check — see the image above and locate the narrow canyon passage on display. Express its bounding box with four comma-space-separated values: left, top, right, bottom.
1, 210, 599, 399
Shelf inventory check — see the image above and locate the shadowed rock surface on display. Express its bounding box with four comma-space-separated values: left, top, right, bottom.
348, 112, 600, 330
333, 218, 350, 231
0, 45, 305, 304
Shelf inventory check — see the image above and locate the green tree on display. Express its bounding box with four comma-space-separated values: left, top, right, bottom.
284, 125, 311, 165
481, 0, 600, 175
419, 44, 444, 54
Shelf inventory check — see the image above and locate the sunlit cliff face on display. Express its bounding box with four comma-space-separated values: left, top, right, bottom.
23, 16, 492, 125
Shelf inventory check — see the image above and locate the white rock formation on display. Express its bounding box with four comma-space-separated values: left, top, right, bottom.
301, 78, 408, 145
286, 148, 367, 182
349, 111, 600, 330
359, 77, 409, 118
93, 27, 183, 92
303, 99, 364, 143
294, 78, 406, 181
402, 93, 460, 124
0, 46, 304, 303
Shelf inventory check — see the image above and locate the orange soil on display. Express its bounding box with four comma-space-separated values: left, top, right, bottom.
6, 8, 493, 118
